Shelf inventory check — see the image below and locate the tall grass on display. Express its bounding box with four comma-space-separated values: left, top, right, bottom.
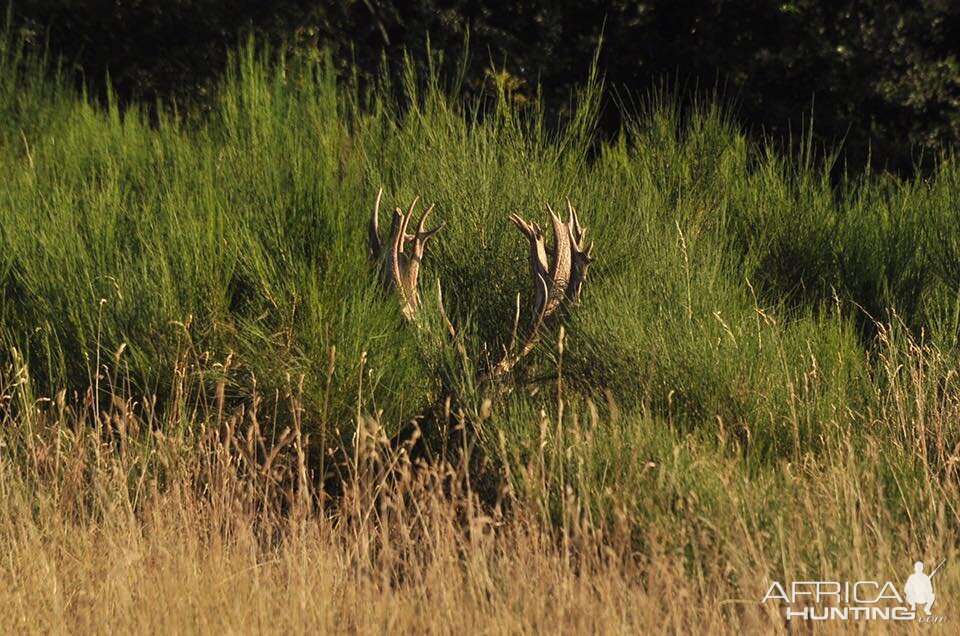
2, 21, 960, 631
0, 329, 957, 633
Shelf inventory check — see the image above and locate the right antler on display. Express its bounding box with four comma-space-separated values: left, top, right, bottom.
489, 200, 593, 380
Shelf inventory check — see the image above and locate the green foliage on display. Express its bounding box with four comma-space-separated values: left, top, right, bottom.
2, 23, 960, 537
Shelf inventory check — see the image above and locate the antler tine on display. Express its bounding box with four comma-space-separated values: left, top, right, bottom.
369, 187, 384, 259
565, 200, 593, 305
533, 270, 551, 325
422, 222, 445, 243
416, 202, 434, 235
406, 195, 421, 216
566, 245, 592, 304
398, 199, 416, 248
414, 204, 444, 251
508, 212, 534, 239
566, 199, 587, 248
403, 202, 444, 312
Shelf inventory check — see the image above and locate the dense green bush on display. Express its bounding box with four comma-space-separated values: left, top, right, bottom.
3, 25, 960, 473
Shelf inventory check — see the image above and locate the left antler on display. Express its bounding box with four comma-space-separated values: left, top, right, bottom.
369, 188, 444, 320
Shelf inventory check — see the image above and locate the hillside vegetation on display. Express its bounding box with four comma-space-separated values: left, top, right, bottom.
1, 27, 959, 632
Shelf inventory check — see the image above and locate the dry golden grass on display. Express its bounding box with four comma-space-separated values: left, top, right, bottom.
0, 413, 666, 633
0, 336, 960, 633
0, 391, 639, 632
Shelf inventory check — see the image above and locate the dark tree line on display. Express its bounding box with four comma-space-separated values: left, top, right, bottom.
11, 1, 960, 172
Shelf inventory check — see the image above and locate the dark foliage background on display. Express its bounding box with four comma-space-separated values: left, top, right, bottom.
10, 1, 960, 172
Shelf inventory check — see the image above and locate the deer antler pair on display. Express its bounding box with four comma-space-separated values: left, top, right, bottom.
368, 190, 593, 380
368, 188, 444, 320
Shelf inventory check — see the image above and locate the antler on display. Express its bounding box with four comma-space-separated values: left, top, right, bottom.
490, 201, 594, 380
369, 188, 444, 320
